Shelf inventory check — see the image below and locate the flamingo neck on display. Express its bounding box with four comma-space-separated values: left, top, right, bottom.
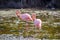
33, 18, 36, 21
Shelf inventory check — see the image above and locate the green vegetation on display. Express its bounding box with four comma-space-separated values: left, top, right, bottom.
0, 9, 60, 39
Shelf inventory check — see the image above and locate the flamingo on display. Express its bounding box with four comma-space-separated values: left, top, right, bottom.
16, 10, 33, 30
32, 13, 42, 30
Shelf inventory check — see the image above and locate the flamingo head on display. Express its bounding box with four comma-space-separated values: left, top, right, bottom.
16, 10, 21, 16
32, 13, 36, 21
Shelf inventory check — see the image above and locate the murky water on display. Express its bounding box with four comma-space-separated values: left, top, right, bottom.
0, 9, 60, 39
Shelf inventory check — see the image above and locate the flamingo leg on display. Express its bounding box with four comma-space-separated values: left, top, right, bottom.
34, 25, 37, 31
25, 22, 29, 30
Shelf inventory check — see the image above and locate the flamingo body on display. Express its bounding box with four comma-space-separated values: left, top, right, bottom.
34, 19, 42, 29
20, 13, 32, 22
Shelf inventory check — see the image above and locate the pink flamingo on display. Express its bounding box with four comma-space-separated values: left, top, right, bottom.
16, 10, 33, 30
32, 13, 42, 30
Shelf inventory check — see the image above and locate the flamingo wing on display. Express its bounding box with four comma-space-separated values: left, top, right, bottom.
21, 13, 32, 21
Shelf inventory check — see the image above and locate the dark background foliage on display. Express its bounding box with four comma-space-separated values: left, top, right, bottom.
0, 0, 60, 9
